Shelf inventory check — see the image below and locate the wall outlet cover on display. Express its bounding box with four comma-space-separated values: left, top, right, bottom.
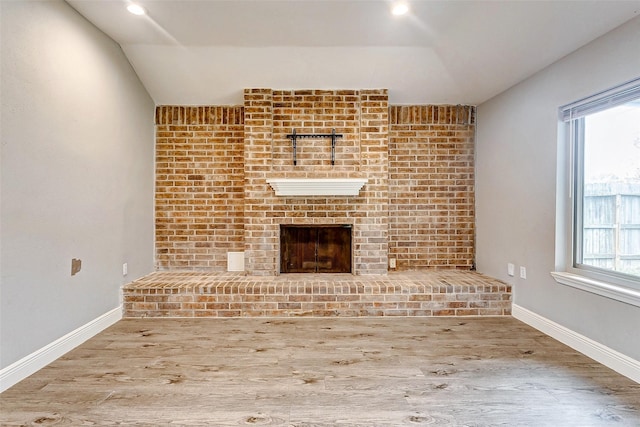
520, 266, 527, 279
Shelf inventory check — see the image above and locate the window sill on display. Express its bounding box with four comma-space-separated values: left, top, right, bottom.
551, 272, 640, 308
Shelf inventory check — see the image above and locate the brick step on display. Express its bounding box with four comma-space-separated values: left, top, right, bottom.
123, 271, 511, 318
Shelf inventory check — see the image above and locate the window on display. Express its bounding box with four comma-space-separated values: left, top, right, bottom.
554, 77, 640, 306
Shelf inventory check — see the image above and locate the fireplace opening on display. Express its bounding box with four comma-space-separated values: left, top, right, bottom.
280, 225, 352, 273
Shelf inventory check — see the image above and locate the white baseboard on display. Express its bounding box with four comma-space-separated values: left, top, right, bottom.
512, 304, 640, 384
0, 306, 122, 393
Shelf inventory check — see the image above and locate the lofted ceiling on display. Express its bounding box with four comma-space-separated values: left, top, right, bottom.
66, 0, 640, 106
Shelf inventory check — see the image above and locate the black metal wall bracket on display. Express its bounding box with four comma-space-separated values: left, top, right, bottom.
286, 129, 343, 166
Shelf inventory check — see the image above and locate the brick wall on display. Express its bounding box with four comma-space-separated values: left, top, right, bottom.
271, 90, 361, 170
243, 89, 389, 276
154, 95, 475, 274
155, 106, 245, 269
388, 105, 476, 269
243, 89, 276, 275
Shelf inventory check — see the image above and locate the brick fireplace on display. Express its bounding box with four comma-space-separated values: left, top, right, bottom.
243, 89, 389, 275
127, 98, 501, 319
154, 89, 476, 276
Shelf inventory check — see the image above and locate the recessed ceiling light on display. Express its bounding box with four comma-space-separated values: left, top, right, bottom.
391, 2, 409, 16
127, 3, 146, 16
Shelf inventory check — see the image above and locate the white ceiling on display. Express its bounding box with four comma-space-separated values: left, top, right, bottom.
66, 0, 640, 106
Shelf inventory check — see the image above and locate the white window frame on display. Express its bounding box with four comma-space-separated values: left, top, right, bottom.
553, 77, 640, 308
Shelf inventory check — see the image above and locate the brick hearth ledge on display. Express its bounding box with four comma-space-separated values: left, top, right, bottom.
123, 270, 511, 318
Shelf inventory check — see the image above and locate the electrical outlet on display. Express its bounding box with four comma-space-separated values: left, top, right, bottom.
122, 263, 128, 276
520, 266, 527, 279
389, 258, 396, 269
507, 263, 515, 276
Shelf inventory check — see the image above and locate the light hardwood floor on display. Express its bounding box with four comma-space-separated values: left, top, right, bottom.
1, 317, 639, 426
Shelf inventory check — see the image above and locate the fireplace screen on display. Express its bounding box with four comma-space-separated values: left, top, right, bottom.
280, 225, 352, 273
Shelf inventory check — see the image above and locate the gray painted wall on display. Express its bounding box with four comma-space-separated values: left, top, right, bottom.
0, 1, 155, 369
476, 16, 640, 360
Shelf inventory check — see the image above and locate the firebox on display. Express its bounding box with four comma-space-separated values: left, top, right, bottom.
280, 225, 352, 273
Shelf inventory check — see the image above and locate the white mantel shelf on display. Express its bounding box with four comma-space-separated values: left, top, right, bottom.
266, 178, 368, 196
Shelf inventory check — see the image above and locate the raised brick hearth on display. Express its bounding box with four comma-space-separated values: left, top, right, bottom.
123, 270, 511, 318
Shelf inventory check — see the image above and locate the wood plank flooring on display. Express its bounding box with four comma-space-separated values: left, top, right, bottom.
1, 317, 639, 426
